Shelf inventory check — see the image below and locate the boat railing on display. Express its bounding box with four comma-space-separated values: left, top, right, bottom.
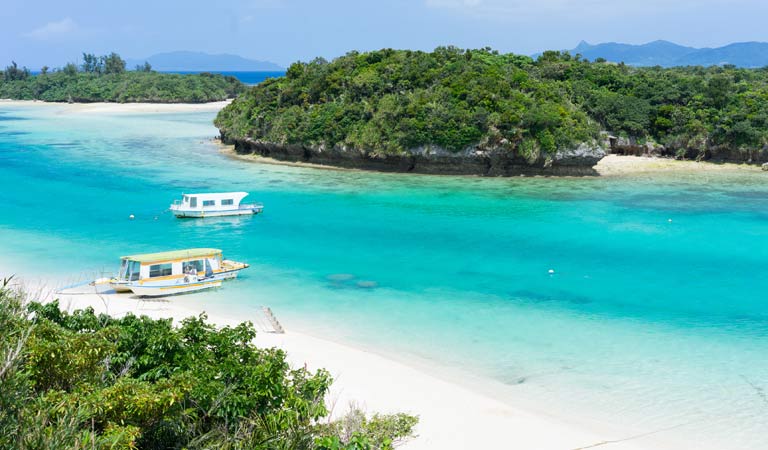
239, 202, 264, 210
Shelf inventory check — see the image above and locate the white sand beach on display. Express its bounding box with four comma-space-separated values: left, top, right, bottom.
0, 99, 231, 114
3, 273, 668, 450
594, 154, 763, 176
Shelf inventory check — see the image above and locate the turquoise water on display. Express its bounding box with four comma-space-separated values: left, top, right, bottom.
30, 71, 285, 85
1, 104, 767, 449
159, 71, 285, 85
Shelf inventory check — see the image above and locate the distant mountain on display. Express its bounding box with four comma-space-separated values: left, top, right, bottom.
570, 40, 696, 66
678, 42, 768, 67
126, 51, 283, 71
558, 40, 768, 68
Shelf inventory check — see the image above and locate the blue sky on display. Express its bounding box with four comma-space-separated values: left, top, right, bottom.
4, 0, 768, 69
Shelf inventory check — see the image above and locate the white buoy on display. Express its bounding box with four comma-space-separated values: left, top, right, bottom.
548, 269, 555, 274
129, 214, 135, 220
668, 218, 673, 223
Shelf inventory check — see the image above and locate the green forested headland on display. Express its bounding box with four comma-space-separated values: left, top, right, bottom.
215, 47, 768, 163
0, 282, 416, 450
0, 53, 244, 103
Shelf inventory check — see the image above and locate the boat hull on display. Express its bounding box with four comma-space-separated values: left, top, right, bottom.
109, 280, 134, 293
171, 206, 263, 218
129, 279, 222, 297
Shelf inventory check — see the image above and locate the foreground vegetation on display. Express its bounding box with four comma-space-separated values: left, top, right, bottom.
0, 53, 244, 103
216, 47, 768, 161
0, 279, 416, 449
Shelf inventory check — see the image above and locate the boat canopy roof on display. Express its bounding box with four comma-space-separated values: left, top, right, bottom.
121, 248, 222, 264
182, 192, 248, 201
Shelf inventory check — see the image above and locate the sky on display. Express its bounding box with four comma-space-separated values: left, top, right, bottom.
3, 0, 768, 70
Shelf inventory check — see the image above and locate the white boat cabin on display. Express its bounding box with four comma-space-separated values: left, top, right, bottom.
170, 192, 263, 218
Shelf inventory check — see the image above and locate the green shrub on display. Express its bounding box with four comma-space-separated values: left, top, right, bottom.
0, 65, 245, 103
0, 283, 417, 450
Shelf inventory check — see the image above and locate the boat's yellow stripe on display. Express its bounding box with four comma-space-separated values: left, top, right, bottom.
157, 282, 219, 291
139, 274, 185, 283
137, 268, 239, 284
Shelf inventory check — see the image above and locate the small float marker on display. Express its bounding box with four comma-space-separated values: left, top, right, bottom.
668, 218, 673, 223
548, 269, 555, 275
129, 214, 135, 220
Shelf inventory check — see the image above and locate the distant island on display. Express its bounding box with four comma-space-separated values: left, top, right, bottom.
0, 53, 245, 103
215, 47, 768, 176
559, 40, 768, 68
125, 51, 284, 72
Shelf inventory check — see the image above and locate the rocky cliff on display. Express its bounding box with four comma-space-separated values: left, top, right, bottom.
220, 133, 607, 176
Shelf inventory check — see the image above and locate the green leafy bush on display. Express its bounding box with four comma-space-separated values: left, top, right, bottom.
0, 282, 416, 450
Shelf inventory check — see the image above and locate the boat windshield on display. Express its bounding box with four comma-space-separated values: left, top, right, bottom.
205, 259, 213, 277
125, 260, 140, 281
119, 259, 128, 280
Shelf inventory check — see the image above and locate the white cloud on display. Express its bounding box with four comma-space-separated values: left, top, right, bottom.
24, 17, 78, 40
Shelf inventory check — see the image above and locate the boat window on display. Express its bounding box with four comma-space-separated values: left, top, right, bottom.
190, 197, 197, 208
203, 200, 215, 207
183, 260, 205, 274
183, 195, 188, 203
222, 199, 234, 206
149, 263, 173, 278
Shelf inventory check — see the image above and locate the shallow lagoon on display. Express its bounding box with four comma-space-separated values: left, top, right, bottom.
1, 104, 767, 449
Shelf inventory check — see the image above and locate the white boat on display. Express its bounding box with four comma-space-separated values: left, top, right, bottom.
129, 278, 222, 297
170, 192, 263, 218
109, 248, 249, 294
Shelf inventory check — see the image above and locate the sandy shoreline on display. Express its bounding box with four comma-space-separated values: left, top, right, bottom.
594, 154, 764, 176
0, 99, 231, 114
220, 143, 765, 178
1, 270, 668, 450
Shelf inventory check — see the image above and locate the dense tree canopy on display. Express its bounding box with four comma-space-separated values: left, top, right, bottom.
0, 53, 245, 103
216, 47, 768, 159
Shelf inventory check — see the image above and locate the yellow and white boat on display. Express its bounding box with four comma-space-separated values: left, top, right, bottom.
110, 248, 249, 295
